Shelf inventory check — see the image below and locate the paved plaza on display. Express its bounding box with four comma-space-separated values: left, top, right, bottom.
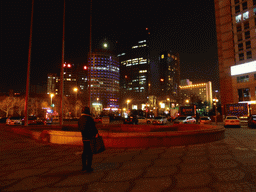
1, 124, 256, 191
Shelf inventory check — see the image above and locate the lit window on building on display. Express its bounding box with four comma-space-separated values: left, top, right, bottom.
237, 75, 249, 83
161, 54, 164, 59
236, 14, 242, 23
243, 11, 249, 20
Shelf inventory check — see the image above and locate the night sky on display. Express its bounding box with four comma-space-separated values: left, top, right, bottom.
1, 0, 219, 93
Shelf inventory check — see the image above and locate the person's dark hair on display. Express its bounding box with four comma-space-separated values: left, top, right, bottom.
82, 107, 90, 114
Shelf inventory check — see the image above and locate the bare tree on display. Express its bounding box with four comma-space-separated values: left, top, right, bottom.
14, 97, 25, 116
0, 96, 15, 117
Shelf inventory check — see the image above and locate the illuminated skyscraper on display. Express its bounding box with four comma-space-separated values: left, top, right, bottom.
88, 52, 120, 109
214, 0, 256, 106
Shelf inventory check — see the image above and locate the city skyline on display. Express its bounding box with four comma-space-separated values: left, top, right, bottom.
1, 0, 219, 93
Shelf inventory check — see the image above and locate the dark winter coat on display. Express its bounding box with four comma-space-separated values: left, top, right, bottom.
78, 114, 98, 141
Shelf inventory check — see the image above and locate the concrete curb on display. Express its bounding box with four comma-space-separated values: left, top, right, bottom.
9, 124, 225, 148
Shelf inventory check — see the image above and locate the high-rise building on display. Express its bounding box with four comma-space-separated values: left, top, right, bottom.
159, 51, 180, 100
214, 0, 256, 107
179, 81, 213, 107
88, 51, 120, 109
119, 39, 150, 110
47, 73, 59, 95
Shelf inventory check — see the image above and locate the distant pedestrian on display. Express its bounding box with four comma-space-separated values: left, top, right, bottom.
78, 107, 98, 173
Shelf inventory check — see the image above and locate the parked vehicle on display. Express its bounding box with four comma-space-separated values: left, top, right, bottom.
22, 116, 38, 125
94, 117, 102, 123
173, 116, 196, 124
123, 115, 138, 124
224, 116, 241, 128
248, 114, 256, 128
6, 116, 23, 125
199, 116, 211, 124
137, 117, 147, 124
152, 116, 167, 125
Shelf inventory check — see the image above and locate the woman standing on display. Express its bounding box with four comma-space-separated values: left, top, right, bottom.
78, 107, 98, 172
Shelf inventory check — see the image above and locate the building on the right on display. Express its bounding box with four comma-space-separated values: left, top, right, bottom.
214, 0, 256, 108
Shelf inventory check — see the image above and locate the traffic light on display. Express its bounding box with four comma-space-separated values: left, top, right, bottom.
84, 66, 88, 70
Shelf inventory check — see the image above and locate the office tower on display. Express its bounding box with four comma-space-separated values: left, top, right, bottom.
214, 0, 256, 107
88, 51, 120, 109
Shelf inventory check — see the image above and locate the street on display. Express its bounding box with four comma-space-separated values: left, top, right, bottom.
1, 123, 256, 191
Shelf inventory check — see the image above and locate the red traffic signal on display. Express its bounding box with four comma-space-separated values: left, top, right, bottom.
84, 66, 88, 70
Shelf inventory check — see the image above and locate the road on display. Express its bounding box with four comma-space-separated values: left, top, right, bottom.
1, 123, 256, 191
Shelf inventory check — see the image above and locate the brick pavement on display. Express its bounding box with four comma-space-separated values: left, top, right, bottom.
0, 125, 256, 191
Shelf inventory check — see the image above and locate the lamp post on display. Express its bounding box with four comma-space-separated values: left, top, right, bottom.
50, 93, 54, 106
127, 99, 130, 110
213, 98, 219, 125
73, 87, 78, 118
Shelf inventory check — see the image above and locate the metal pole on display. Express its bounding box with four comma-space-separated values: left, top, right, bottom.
59, 0, 65, 126
88, 0, 92, 109
25, 0, 34, 126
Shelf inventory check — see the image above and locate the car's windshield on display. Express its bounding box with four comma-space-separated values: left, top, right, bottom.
177, 117, 186, 120
201, 118, 209, 120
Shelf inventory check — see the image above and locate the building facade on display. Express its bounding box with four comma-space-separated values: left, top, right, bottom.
159, 51, 180, 100
88, 52, 120, 109
119, 39, 150, 110
179, 81, 213, 106
47, 73, 59, 95
214, 0, 256, 107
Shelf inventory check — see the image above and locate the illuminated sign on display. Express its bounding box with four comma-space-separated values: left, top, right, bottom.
231, 60, 256, 76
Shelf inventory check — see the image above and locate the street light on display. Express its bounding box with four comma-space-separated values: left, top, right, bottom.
127, 99, 130, 110
50, 93, 54, 106
73, 87, 78, 118
213, 98, 219, 124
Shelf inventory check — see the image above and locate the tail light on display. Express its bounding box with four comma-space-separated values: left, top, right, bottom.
235, 120, 240, 122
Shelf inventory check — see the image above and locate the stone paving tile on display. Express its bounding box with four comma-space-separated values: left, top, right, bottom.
43, 165, 81, 175
3, 176, 62, 191
209, 154, 234, 161
102, 169, 144, 182
34, 186, 83, 192
0, 162, 41, 171
2, 168, 50, 180
182, 156, 209, 164
175, 172, 212, 189
160, 152, 184, 158
100, 154, 136, 163
33, 159, 75, 169
54, 172, 106, 187
94, 162, 121, 171
171, 187, 213, 192
131, 177, 172, 192
185, 150, 207, 156
86, 181, 131, 192
179, 163, 209, 173
153, 158, 181, 166
143, 166, 177, 177
132, 154, 159, 161
119, 161, 152, 170
210, 159, 239, 169
0, 180, 18, 189
212, 182, 256, 192
211, 169, 246, 182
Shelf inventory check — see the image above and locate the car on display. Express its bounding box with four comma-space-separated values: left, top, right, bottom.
123, 115, 138, 124
199, 116, 211, 124
22, 116, 38, 125
94, 117, 102, 123
248, 114, 256, 128
6, 116, 23, 125
224, 116, 241, 128
152, 116, 167, 125
137, 117, 147, 124
173, 116, 196, 124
